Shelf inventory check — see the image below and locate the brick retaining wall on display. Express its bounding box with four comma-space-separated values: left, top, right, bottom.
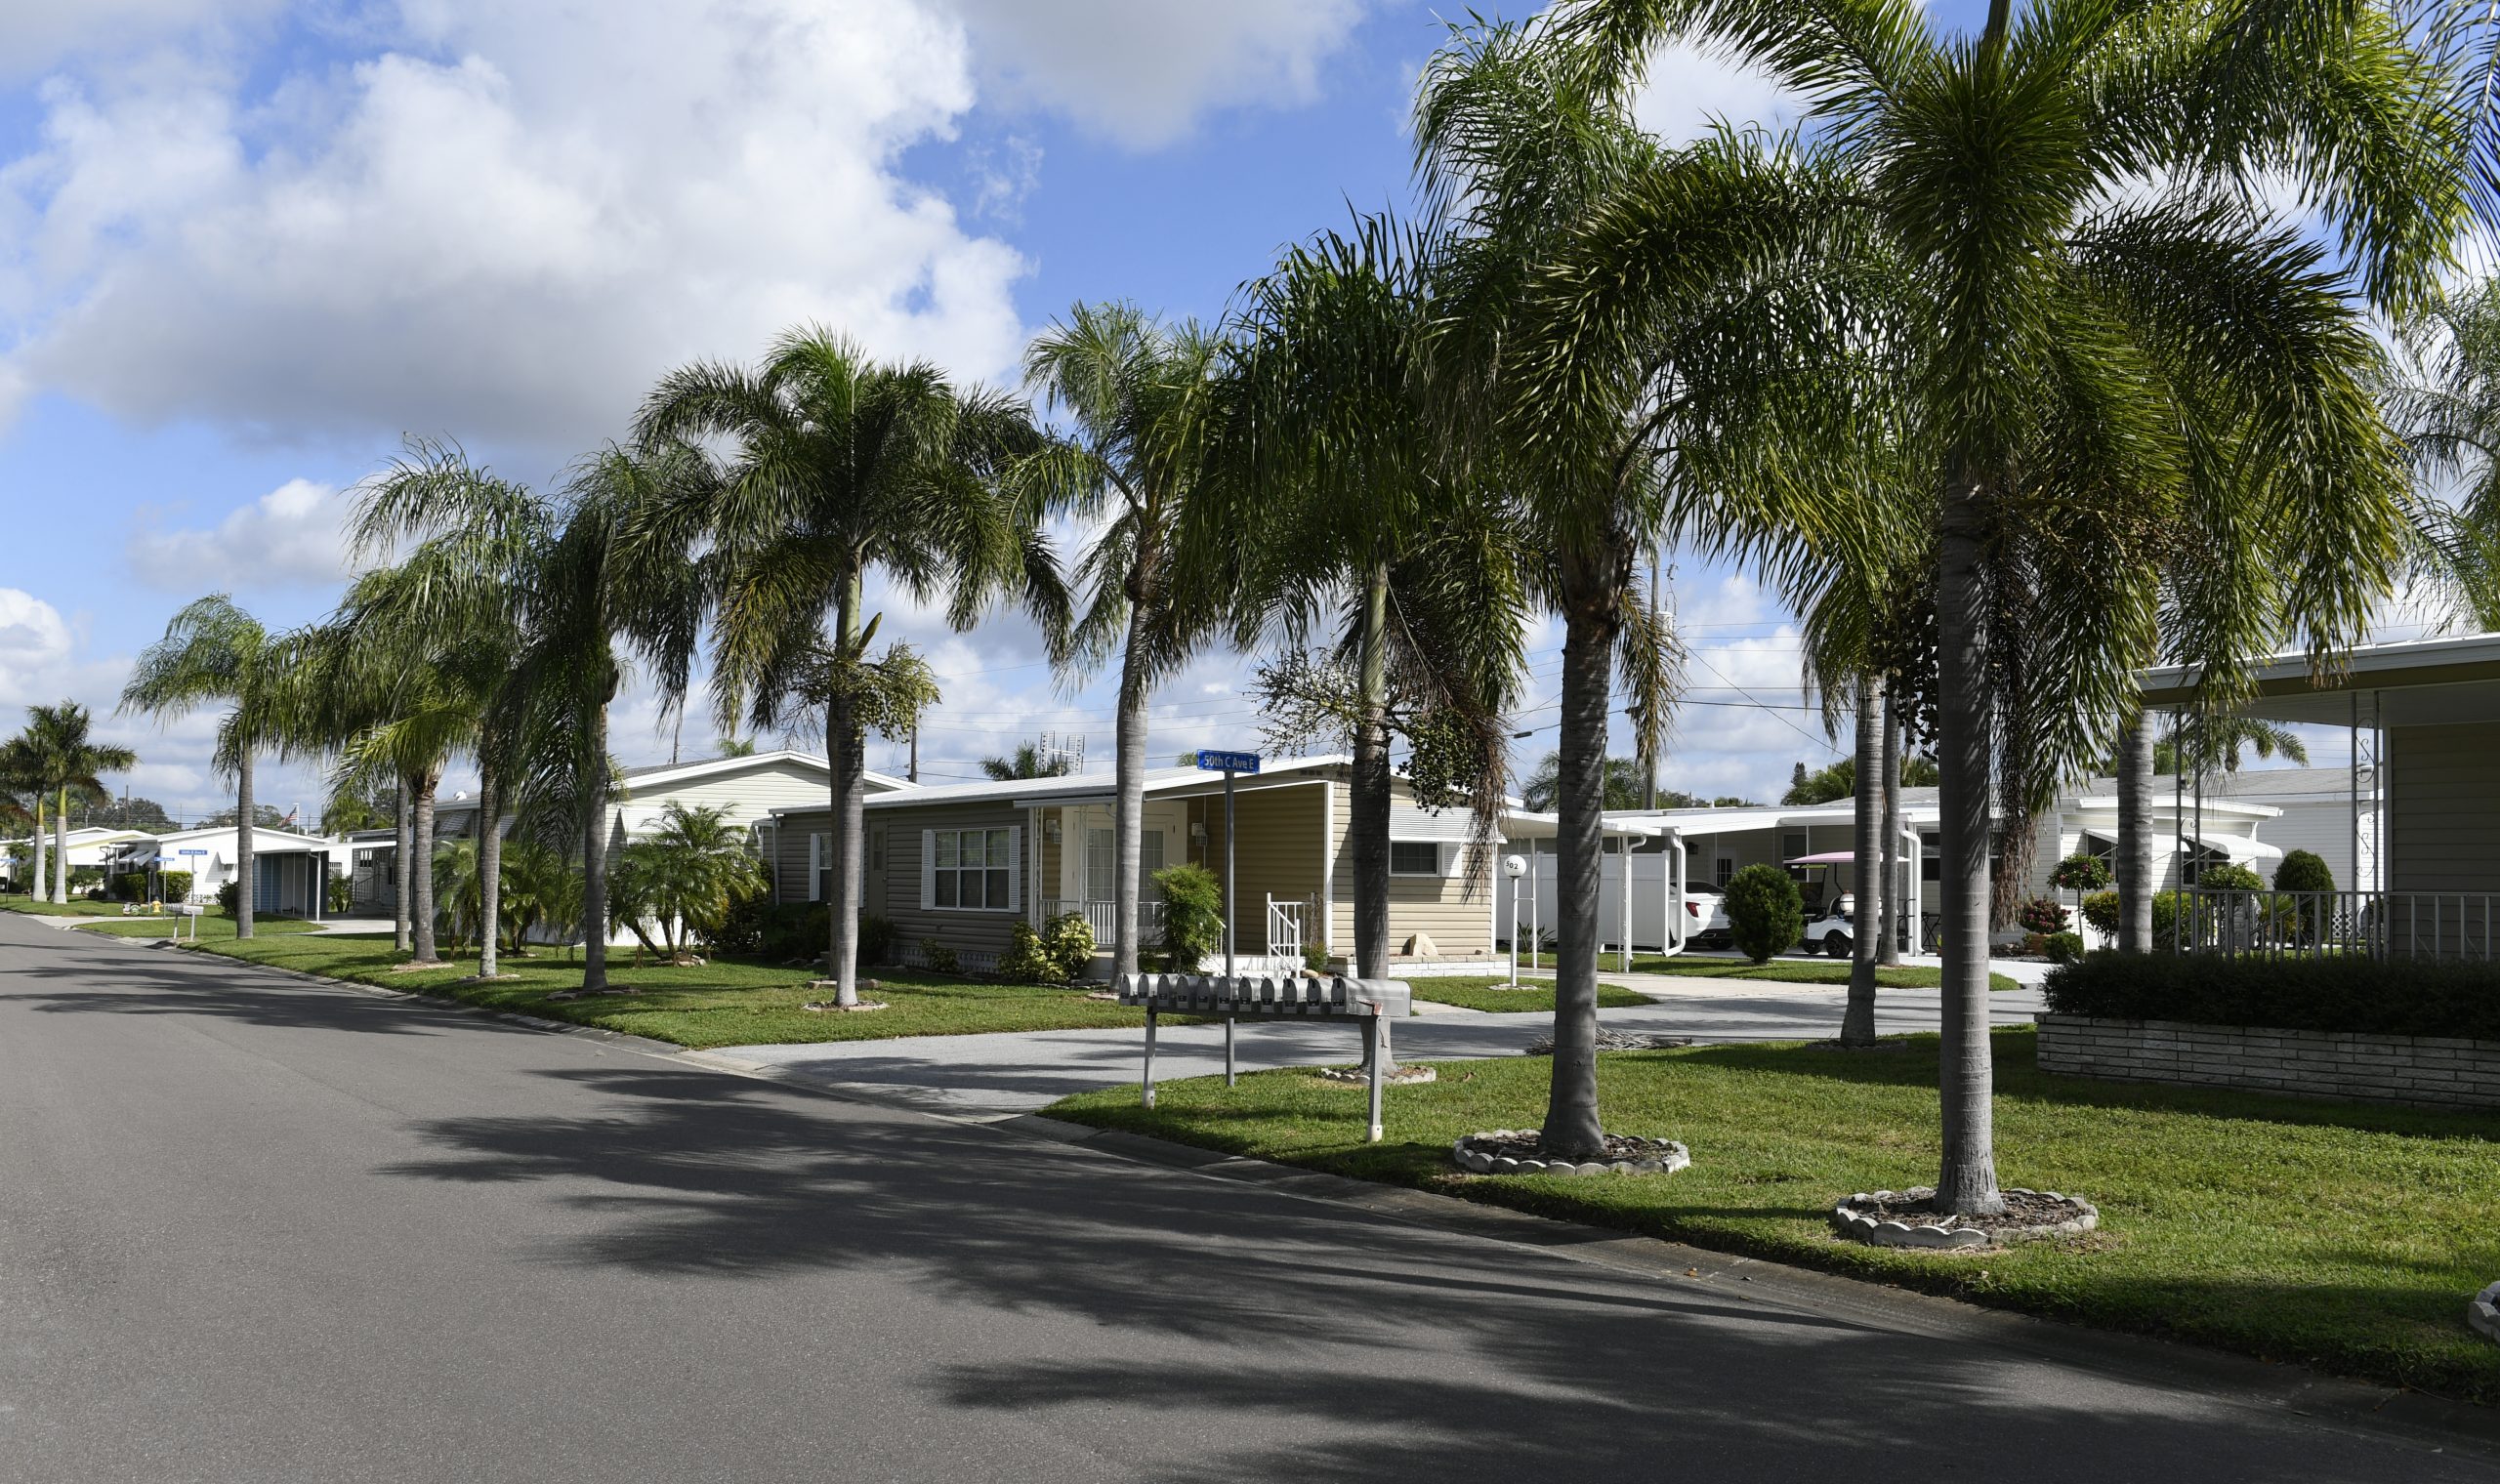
2034, 1013, 2500, 1109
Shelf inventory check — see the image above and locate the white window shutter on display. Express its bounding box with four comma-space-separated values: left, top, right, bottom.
921, 830, 937, 910
808, 833, 825, 902
1008, 825, 1022, 913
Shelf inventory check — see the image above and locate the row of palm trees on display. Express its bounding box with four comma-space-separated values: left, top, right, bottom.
0, 703, 138, 903
104, 4, 2498, 1220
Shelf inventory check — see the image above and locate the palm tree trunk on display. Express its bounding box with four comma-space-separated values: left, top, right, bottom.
27, 795, 44, 902
2117, 706, 2154, 951
827, 569, 865, 1009
477, 762, 501, 978
1112, 624, 1149, 978
1936, 475, 2004, 1216
1843, 675, 1883, 1047
53, 786, 69, 904
581, 701, 611, 991
234, 748, 256, 939
1351, 562, 1392, 979
1543, 563, 1614, 1161
409, 768, 438, 963
1879, 698, 1903, 968
393, 776, 413, 954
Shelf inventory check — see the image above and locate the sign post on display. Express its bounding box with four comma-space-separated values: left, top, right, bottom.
177, 848, 208, 941
1195, 750, 1260, 1087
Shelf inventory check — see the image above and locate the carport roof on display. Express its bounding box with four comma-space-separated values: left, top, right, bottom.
2138, 633, 2500, 726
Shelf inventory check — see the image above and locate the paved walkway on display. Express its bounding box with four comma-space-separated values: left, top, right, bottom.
708, 983, 2051, 1115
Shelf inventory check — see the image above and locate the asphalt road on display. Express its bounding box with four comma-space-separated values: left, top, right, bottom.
1, 913, 2488, 1482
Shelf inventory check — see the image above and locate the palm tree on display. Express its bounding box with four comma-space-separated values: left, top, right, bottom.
1519, 752, 1654, 813
1217, 216, 1530, 982
0, 732, 43, 898
122, 598, 288, 935
11, 703, 136, 904
979, 739, 1076, 782
638, 326, 1062, 1007
1010, 303, 1226, 977
351, 439, 697, 993
1553, 0, 2463, 1211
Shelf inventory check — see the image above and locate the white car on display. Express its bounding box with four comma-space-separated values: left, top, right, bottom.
1682, 886, 1730, 949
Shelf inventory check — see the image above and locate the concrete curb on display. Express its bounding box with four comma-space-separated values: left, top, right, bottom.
95, 928, 2500, 1459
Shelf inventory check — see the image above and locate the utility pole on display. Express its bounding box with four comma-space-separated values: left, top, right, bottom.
908, 722, 919, 784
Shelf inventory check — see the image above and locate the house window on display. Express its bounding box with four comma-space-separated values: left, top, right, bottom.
870, 828, 885, 870
1390, 841, 1441, 877
1920, 831, 1940, 883
935, 828, 1014, 909
1780, 831, 1808, 863
1714, 856, 1734, 887
1087, 827, 1114, 903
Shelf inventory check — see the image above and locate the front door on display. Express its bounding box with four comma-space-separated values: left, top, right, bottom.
864, 826, 888, 915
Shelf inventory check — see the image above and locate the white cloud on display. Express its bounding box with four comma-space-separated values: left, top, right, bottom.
1628, 38, 1800, 146
0, 588, 74, 684
941, 0, 1372, 148
0, 0, 284, 79
125, 477, 357, 592
0, 0, 1029, 452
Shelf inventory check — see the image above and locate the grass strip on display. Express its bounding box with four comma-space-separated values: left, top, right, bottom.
1624, 956, 2023, 992
190, 930, 1168, 1049
1048, 1027, 2500, 1404
1408, 976, 1651, 1012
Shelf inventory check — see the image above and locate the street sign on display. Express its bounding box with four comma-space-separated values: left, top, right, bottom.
1195, 749, 1260, 775
179, 847, 207, 856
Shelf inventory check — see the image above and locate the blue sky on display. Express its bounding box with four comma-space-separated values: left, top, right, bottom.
0, 0, 2358, 824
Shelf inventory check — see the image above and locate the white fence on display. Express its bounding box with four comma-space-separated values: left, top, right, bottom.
2180, 887, 2500, 962
1494, 845, 1689, 960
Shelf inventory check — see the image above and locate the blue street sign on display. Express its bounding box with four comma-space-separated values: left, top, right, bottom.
1195, 749, 1260, 774
179, 847, 208, 856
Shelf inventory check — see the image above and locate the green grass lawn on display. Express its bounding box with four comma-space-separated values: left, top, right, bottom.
77, 910, 325, 940
1625, 955, 2024, 992
1408, 975, 1651, 1012
1500, 949, 2021, 991
192, 931, 1170, 1049
0, 895, 134, 918
1050, 1027, 2500, 1404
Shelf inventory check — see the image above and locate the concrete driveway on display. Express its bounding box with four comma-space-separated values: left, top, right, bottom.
708, 983, 2050, 1115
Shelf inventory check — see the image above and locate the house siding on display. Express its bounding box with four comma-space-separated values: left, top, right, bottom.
1323, 771, 1497, 960
2389, 722, 2500, 894
784, 800, 1032, 963
1188, 780, 1328, 954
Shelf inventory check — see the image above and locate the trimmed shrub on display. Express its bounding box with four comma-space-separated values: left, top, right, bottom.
2047, 853, 2111, 893
998, 919, 1058, 984
2044, 952, 2500, 1040
1723, 864, 1802, 964
2199, 862, 2266, 892
2273, 849, 2335, 894
161, 870, 191, 901
1153, 863, 1225, 972
113, 871, 148, 902
2016, 896, 2068, 936
1040, 910, 1096, 980
2044, 930, 2085, 965
2080, 889, 2120, 934
918, 935, 959, 975
216, 880, 240, 917
858, 912, 897, 967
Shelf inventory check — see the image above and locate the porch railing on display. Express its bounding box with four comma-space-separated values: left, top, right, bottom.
1039, 897, 1166, 942
2177, 887, 2500, 962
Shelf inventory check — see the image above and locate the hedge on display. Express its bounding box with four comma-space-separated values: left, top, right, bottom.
2043, 951, 2500, 1041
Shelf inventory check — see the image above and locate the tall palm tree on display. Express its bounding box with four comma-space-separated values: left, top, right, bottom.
11, 703, 136, 903
1555, 0, 2463, 1211
122, 598, 289, 936
351, 440, 695, 993
1010, 303, 1225, 977
1416, 21, 1835, 1158
0, 732, 43, 898
1217, 216, 1530, 982
638, 327, 1062, 1007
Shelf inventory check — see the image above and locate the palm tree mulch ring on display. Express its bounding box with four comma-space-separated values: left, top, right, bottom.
1831, 1188, 2098, 1251
1315, 1063, 1437, 1086
2466, 1283, 2500, 1342
1452, 1130, 1689, 1177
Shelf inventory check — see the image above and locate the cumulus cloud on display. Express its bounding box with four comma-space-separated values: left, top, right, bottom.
0, 0, 1029, 452
942, 0, 1373, 148
1628, 38, 1800, 147
125, 477, 358, 592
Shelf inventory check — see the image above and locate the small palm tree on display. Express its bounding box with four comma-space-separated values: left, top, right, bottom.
606, 803, 765, 961
10, 702, 137, 903
979, 740, 1075, 781
122, 598, 293, 935
637, 326, 1062, 1007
